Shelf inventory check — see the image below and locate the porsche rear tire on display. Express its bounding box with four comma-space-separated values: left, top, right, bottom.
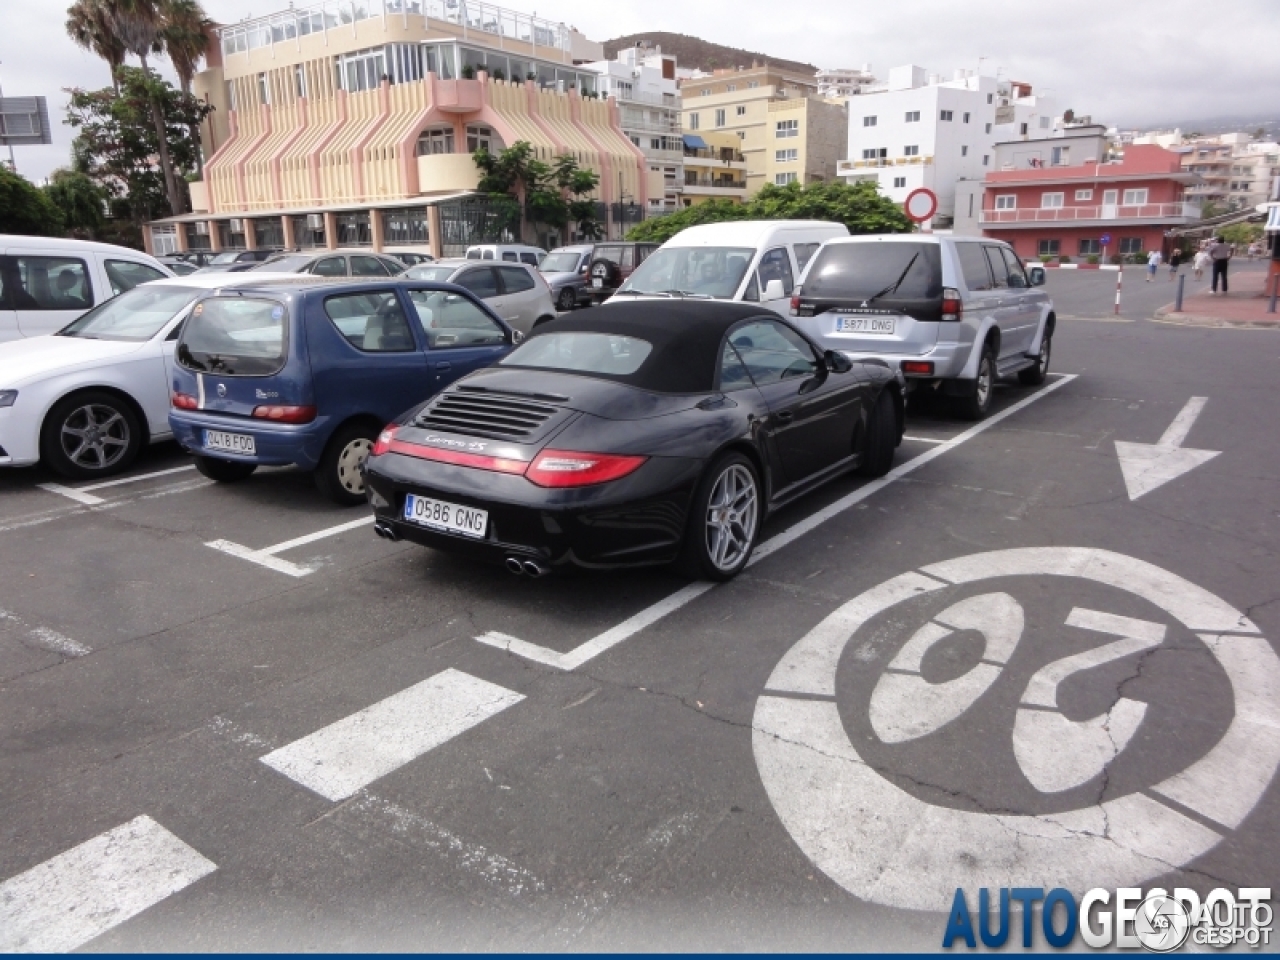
857, 389, 897, 478
675, 452, 761, 582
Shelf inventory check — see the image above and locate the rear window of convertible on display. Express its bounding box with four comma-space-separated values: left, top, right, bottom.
177, 297, 286, 375
500, 332, 652, 376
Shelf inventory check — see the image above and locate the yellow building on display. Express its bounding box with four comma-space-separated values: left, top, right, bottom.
681, 65, 848, 195
679, 131, 748, 205
148, 0, 647, 256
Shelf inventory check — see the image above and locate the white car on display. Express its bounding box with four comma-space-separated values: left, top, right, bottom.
0, 273, 294, 479
402, 259, 556, 335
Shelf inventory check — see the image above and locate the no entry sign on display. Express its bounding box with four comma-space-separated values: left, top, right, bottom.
904, 188, 938, 223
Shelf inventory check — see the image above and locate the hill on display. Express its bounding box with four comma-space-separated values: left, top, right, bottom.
602, 32, 816, 77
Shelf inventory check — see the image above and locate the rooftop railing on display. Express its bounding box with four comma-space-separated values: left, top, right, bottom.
980, 202, 1202, 223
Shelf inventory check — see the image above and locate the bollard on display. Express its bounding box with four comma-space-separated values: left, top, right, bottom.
1270, 273, 1278, 314
1175, 273, 1186, 312
1114, 266, 1122, 315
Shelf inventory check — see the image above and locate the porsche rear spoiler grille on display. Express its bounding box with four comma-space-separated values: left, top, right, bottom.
414, 391, 560, 440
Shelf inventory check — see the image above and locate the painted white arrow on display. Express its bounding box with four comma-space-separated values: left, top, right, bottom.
1114, 396, 1220, 500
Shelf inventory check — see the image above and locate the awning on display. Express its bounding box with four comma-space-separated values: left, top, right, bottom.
682, 134, 708, 150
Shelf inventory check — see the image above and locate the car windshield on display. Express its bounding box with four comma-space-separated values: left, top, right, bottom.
619, 246, 755, 299
208, 251, 243, 265
501, 332, 652, 376
177, 296, 286, 375
57, 285, 199, 341
539, 252, 582, 273
253, 254, 313, 272
405, 265, 459, 283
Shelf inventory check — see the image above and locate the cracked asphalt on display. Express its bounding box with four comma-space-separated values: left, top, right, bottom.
0, 274, 1277, 951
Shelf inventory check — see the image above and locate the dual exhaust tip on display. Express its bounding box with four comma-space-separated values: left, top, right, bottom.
373, 521, 401, 542
506, 556, 549, 578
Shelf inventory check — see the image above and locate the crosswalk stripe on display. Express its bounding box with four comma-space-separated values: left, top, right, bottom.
260, 668, 524, 802
0, 815, 216, 953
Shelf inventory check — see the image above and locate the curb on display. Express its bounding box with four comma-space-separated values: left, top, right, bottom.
1024, 262, 1121, 271
1153, 305, 1280, 329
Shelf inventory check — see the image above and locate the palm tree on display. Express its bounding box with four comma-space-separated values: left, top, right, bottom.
160, 0, 211, 177
66, 0, 128, 93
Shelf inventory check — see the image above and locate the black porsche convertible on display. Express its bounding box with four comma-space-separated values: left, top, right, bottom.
363, 301, 903, 580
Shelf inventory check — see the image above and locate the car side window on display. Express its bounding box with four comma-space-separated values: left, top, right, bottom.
3, 256, 93, 310
618, 247, 635, 269
456, 267, 500, 299
407, 289, 507, 349
956, 243, 995, 292
497, 265, 535, 294
729, 320, 818, 386
380, 256, 407, 274
741, 272, 760, 302
1001, 247, 1030, 289
502, 251, 518, 262
482, 250, 494, 260
324, 291, 416, 352
637, 245, 656, 264
793, 243, 820, 272
757, 246, 795, 297
312, 256, 347, 277
718, 340, 755, 392
520, 252, 539, 267
350, 255, 390, 277
104, 259, 167, 296
594, 246, 622, 265
982, 246, 1010, 289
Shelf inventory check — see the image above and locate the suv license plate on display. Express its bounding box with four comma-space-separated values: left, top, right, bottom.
204, 429, 256, 455
591, 278, 603, 288
836, 315, 896, 335
403, 494, 488, 539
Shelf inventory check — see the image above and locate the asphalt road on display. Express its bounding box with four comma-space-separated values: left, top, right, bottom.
1, 274, 1278, 951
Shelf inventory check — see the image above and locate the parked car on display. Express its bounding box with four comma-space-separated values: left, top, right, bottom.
789, 235, 1054, 420
364, 301, 903, 580
161, 260, 200, 276
582, 241, 660, 304
194, 249, 282, 273
250, 250, 408, 277
382, 247, 435, 267
611, 221, 847, 316
401, 259, 556, 336
538, 244, 594, 312
159, 251, 216, 269
0, 273, 296, 479
1, 237, 174, 340
464, 244, 546, 267
167, 278, 517, 504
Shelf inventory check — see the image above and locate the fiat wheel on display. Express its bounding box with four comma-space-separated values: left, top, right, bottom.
315, 422, 377, 506
41, 391, 143, 480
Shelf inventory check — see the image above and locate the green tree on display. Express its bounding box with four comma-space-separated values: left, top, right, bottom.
0, 166, 66, 236
1221, 223, 1263, 246
473, 141, 602, 243
624, 199, 754, 243
43, 168, 108, 238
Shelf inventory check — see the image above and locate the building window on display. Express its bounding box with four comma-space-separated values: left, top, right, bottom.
905, 110, 920, 122
1020, 122, 1028, 135
416, 127, 455, 155
987, 93, 993, 104
736, 105, 746, 116
1103, 189, 1118, 206
1078, 238, 1101, 256
1075, 188, 1093, 201
1119, 237, 1143, 254
904, 145, 919, 157
727, 83, 736, 92
985, 122, 992, 134
775, 148, 797, 162
466, 125, 498, 153
775, 172, 798, 185
961, 145, 968, 157
862, 147, 886, 160
715, 108, 726, 127
257, 72, 270, 105
775, 119, 798, 138
995, 195, 1016, 210
963, 112, 970, 123
650, 138, 661, 150
382, 207, 429, 245
689, 113, 700, 130
1122, 188, 1149, 205
893, 176, 906, 188
1050, 146, 1070, 166
982, 154, 989, 166
701, 88, 710, 96
940, 110, 953, 121
863, 115, 877, 127
737, 130, 745, 139
1039, 116, 1050, 129
294, 65, 307, 99
337, 46, 388, 93
1041, 192, 1064, 208
748, 80, 759, 88
1037, 239, 1060, 256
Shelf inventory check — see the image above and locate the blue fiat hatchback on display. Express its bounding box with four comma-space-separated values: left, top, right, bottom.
169, 278, 516, 504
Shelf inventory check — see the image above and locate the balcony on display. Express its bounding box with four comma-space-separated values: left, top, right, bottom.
980, 202, 1202, 225
837, 156, 933, 173
684, 147, 745, 164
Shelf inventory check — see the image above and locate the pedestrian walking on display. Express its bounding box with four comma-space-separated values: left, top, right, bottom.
1208, 236, 1232, 294
1146, 249, 1162, 282
1168, 247, 1183, 280
1193, 247, 1210, 280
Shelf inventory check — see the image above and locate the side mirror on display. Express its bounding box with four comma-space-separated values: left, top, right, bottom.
1028, 266, 1046, 286
824, 349, 853, 374
762, 278, 785, 301
510, 329, 524, 345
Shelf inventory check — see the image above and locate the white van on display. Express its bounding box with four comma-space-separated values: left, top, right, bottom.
0, 236, 173, 341
464, 244, 546, 268
608, 220, 849, 315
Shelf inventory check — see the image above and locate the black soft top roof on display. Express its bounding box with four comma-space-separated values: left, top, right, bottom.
528, 301, 778, 394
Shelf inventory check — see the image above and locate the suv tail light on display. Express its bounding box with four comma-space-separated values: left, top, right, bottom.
252, 404, 316, 423
172, 392, 199, 410
941, 287, 963, 322
789, 284, 802, 316
526, 450, 647, 488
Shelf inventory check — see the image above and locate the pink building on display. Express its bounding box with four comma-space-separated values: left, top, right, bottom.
977, 145, 1201, 261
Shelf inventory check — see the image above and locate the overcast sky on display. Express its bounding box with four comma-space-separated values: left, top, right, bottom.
5, 0, 1278, 183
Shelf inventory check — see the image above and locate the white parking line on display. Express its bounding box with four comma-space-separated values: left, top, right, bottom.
36, 483, 105, 506
0, 608, 90, 658
260, 668, 525, 801
0, 815, 216, 953
37, 465, 197, 506
206, 516, 373, 577
902, 435, 948, 444
478, 374, 1079, 671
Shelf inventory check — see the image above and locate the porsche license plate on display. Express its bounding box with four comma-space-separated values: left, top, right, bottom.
402, 494, 488, 539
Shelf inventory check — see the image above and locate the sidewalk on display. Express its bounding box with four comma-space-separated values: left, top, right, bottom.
1156, 267, 1280, 328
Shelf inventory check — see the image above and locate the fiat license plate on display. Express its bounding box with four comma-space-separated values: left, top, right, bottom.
204, 429, 256, 455
836, 315, 896, 335
403, 494, 488, 539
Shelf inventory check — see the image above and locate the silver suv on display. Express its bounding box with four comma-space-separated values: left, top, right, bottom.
790, 235, 1054, 419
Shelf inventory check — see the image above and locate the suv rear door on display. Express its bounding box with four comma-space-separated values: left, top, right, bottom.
980, 244, 1022, 360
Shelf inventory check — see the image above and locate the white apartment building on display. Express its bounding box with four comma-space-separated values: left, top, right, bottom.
839, 65, 1056, 225
816, 66, 875, 99
583, 43, 684, 218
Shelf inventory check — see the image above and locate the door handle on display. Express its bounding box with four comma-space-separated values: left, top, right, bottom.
435, 361, 452, 372
776, 410, 795, 423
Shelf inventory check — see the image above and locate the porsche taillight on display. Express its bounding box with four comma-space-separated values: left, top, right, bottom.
371, 425, 398, 456
525, 450, 648, 488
